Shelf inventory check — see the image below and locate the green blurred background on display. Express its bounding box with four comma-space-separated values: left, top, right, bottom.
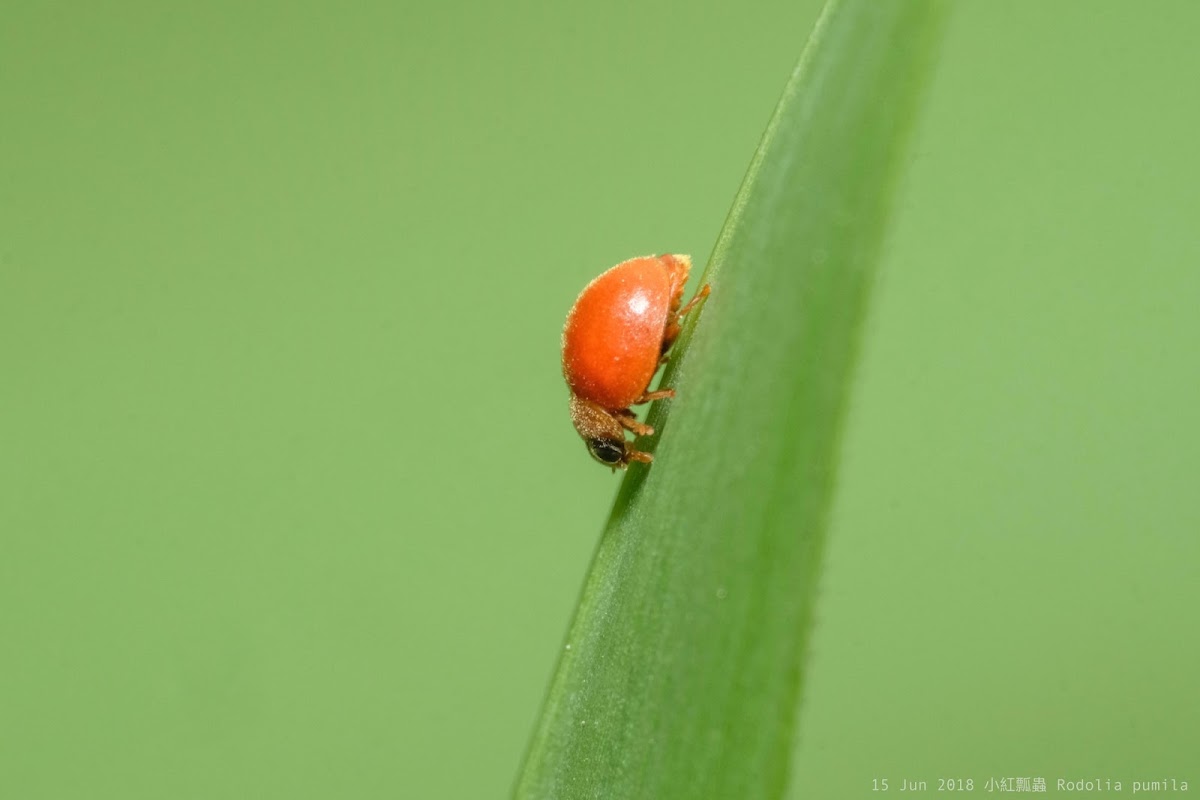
2, 1, 1196, 797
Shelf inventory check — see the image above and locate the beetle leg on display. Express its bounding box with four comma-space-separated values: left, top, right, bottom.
661, 283, 712, 353
676, 283, 711, 318
635, 388, 675, 405
624, 447, 653, 465
615, 411, 654, 437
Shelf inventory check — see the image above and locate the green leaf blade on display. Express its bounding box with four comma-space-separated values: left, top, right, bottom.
517, 1, 948, 797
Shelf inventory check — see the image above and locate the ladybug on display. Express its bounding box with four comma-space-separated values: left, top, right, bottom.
561, 254, 711, 468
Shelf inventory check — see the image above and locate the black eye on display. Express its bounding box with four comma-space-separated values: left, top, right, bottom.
587, 438, 625, 465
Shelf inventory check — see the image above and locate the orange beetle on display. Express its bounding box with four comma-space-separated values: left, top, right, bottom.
561, 254, 710, 468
